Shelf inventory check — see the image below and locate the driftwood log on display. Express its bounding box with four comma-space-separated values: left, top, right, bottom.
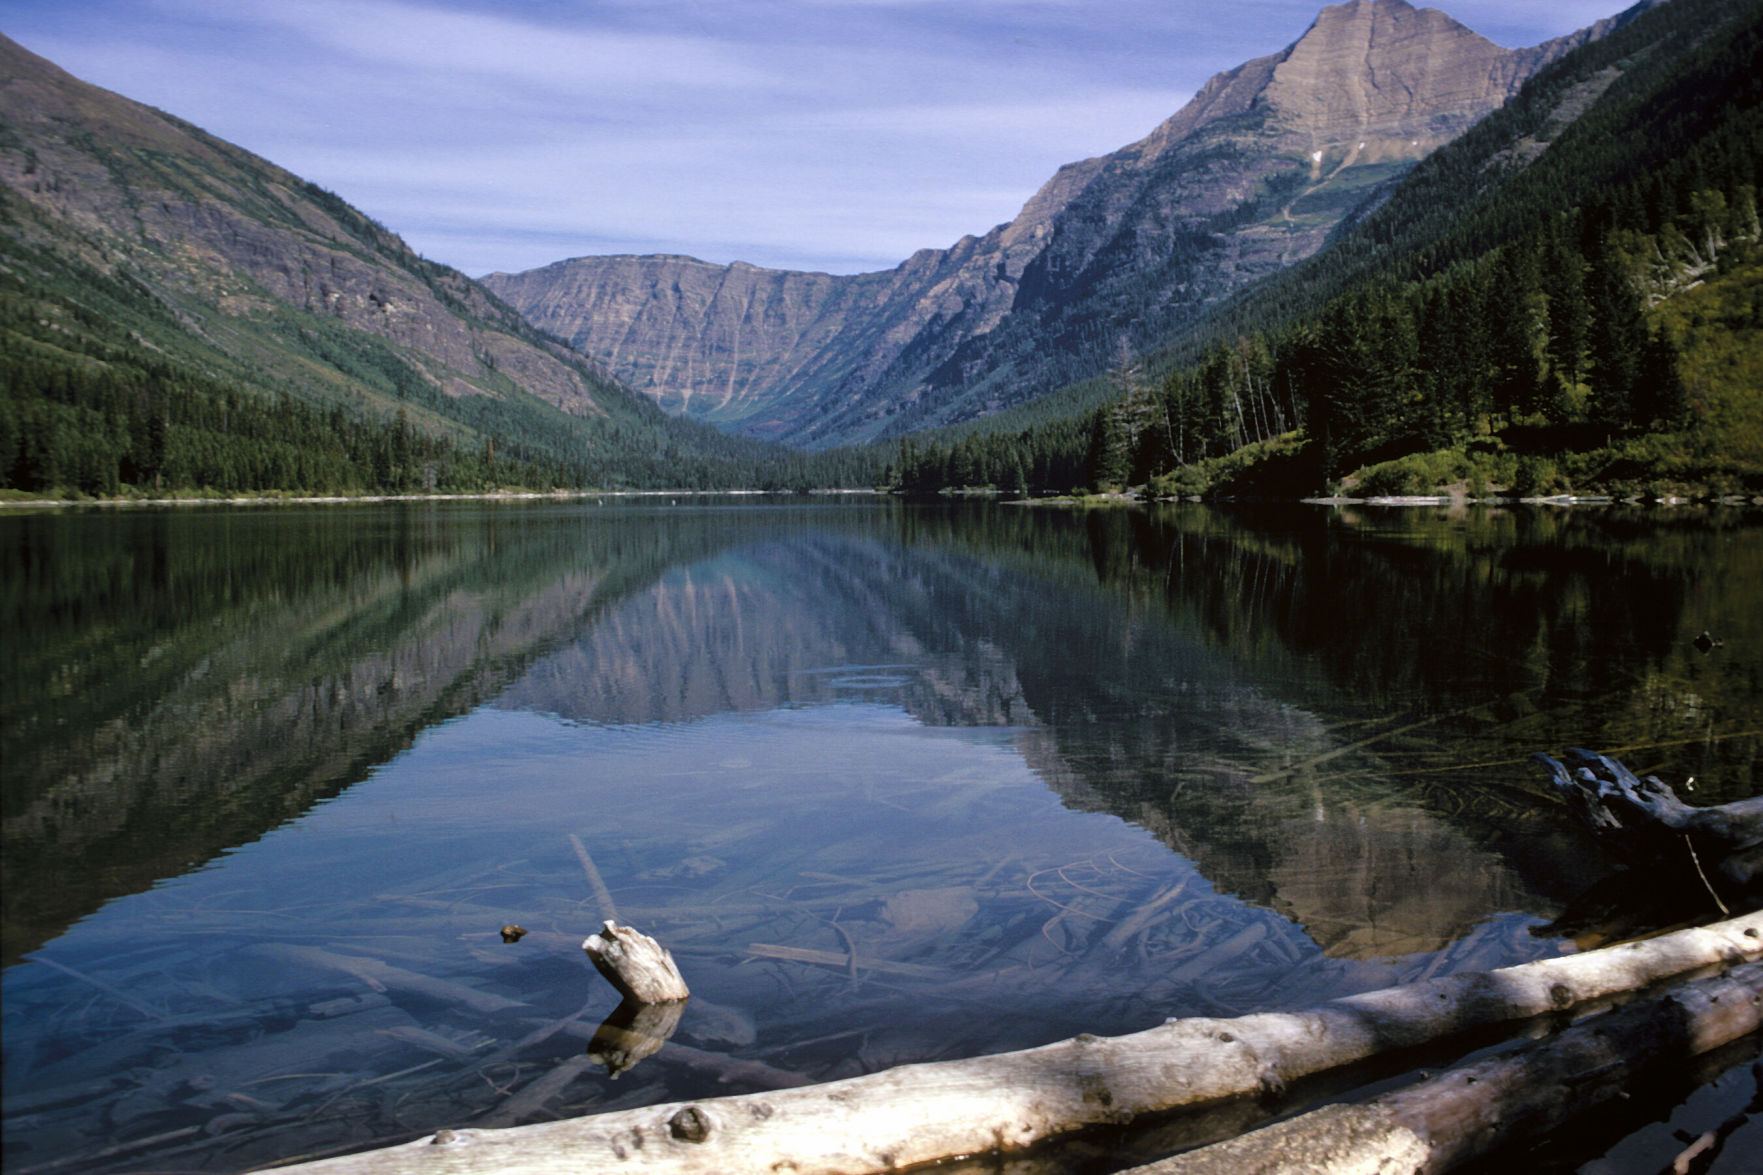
278, 912, 1761, 1175
1128, 960, 1763, 1174
1533, 749, 1763, 900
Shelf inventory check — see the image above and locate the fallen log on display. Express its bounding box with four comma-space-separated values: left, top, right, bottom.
568, 834, 621, 924
275, 912, 1762, 1175
1127, 960, 1763, 1174
1533, 749, 1763, 899
741, 941, 948, 979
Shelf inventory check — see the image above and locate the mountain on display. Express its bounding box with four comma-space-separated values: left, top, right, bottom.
484, 0, 1647, 450
0, 33, 791, 494
894, 0, 1762, 498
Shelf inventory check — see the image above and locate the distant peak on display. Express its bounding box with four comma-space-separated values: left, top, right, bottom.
1319, 0, 1414, 15
1300, 0, 1471, 39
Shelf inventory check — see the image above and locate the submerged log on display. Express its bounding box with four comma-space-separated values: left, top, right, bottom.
275, 912, 1761, 1175
1130, 960, 1763, 1174
1532, 749, 1763, 896
251, 944, 526, 1014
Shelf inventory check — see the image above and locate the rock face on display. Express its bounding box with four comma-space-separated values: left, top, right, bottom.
486, 0, 1646, 449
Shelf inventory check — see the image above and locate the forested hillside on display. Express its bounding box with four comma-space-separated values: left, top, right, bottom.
892, 0, 1763, 499
0, 35, 881, 497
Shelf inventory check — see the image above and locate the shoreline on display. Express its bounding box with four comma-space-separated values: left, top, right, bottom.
0, 488, 887, 510
5, 487, 1759, 511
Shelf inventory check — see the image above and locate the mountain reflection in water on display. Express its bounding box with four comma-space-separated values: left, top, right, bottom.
3, 499, 1759, 1174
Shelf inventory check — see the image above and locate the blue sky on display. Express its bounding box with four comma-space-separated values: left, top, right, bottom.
1, 0, 1637, 277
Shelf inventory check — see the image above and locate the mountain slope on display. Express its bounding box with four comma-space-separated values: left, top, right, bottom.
485, 0, 1646, 450
0, 33, 784, 493
903, 0, 1762, 498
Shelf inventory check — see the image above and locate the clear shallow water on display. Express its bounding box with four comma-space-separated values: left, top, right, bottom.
3, 498, 1760, 1173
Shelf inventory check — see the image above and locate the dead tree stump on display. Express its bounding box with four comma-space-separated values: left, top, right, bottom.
582, 920, 690, 1004
1532, 748, 1763, 902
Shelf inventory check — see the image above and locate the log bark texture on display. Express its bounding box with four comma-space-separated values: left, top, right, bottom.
276, 912, 1762, 1175
1129, 960, 1763, 1174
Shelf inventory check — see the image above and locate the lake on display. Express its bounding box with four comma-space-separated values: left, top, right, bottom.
2, 497, 1759, 1174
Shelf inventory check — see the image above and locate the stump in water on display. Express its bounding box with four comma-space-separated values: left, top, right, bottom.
1532, 749, 1763, 903
582, 920, 690, 1004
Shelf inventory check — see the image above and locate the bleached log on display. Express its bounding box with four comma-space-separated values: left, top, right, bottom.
273, 912, 1762, 1175
582, 921, 689, 1004
1128, 960, 1763, 1174
743, 941, 947, 979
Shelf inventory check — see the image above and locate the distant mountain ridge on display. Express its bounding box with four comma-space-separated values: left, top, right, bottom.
485, 0, 1655, 449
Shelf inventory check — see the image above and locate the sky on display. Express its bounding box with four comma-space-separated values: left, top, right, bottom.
1, 0, 1638, 278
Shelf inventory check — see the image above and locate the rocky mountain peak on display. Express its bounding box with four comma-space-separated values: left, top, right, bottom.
1266, 0, 1524, 160
487, 2, 1648, 449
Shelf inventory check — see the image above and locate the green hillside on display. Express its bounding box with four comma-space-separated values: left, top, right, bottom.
0, 34, 880, 497
894, 0, 1763, 500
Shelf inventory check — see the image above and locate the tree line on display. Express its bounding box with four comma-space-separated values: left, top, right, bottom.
0, 343, 887, 497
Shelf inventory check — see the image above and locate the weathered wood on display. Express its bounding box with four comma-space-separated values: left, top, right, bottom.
1100, 879, 1191, 953
1129, 960, 1763, 1174
582, 921, 690, 1004
21, 953, 168, 1021
1533, 749, 1763, 895
274, 912, 1762, 1175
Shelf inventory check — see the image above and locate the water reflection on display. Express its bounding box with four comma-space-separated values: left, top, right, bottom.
1, 503, 776, 965
3, 499, 1759, 1174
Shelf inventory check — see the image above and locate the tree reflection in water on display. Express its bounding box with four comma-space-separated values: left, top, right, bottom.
3, 498, 1758, 1173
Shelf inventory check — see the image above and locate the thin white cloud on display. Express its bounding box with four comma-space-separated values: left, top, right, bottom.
232, 0, 771, 94
0, 0, 1644, 276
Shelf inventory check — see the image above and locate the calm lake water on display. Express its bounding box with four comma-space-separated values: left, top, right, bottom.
3, 498, 1760, 1173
